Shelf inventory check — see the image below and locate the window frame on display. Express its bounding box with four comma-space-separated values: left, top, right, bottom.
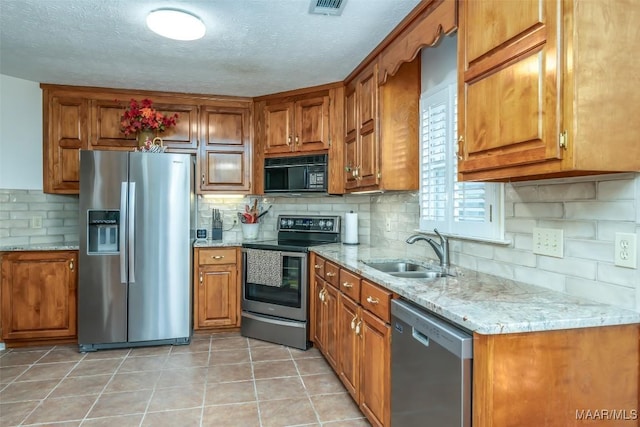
418, 80, 504, 241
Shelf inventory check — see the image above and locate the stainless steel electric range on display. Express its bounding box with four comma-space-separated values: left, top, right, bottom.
241, 215, 341, 350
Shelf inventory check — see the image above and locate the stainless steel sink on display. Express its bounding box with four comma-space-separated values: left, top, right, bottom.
363, 261, 426, 273
388, 271, 448, 279
363, 261, 452, 279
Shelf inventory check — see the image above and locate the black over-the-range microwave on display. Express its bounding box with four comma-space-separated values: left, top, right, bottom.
264, 154, 328, 193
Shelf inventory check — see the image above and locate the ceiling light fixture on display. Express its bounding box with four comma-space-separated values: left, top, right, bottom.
146, 9, 206, 41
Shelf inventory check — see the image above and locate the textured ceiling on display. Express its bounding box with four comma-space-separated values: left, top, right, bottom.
0, 0, 421, 97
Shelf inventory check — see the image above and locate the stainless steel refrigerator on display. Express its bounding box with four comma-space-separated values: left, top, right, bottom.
78, 150, 194, 352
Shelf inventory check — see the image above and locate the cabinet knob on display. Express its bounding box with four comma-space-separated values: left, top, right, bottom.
201, 174, 205, 185
355, 320, 362, 336
199, 271, 203, 285
326, 271, 336, 277
366, 296, 379, 305
286, 135, 291, 146
319, 288, 326, 302
350, 314, 358, 330
69, 259, 75, 271
314, 264, 322, 269
342, 282, 353, 289
295, 135, 300, 145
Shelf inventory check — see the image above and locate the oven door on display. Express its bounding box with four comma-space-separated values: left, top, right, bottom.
241, 250, 308, 321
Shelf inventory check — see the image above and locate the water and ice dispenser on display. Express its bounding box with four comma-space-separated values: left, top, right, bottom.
87, 210, 120, 254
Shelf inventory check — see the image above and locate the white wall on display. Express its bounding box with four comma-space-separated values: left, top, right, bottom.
0, 74, 43, 190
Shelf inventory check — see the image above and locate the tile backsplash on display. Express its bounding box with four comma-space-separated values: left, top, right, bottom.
0, 189, 79, 246
369, 173, 640, 312
2, 173, 638, 313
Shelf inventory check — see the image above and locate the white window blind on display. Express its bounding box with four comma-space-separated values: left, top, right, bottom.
419, 82, 503, 240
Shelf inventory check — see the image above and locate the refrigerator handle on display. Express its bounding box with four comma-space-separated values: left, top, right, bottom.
129, 182, 136, 283
120, 182, 128, 284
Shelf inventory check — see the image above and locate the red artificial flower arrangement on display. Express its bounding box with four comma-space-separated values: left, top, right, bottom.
119, 98, 179, 136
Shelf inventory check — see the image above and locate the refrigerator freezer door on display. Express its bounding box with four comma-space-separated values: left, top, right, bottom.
127, 152, 192, 342
79, 150, 129, 345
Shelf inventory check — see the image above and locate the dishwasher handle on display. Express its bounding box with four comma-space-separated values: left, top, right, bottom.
391, 299, 473, 360
412, 328, 430, 347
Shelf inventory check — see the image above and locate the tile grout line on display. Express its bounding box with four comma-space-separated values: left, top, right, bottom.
14, 345, 84, 426
77, 348, 133, 426
248, 338, 265, 427
197, 335, 214, 427
289, 346, 324, 426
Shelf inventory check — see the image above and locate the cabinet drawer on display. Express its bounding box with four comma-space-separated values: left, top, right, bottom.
313, 256, 326, 279
324, 261, 340, 288
198, 248, 237, 265
361, 280, 392, 323
339, 269, 361, 303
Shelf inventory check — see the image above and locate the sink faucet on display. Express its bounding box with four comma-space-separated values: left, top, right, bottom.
406, 229, 450, 270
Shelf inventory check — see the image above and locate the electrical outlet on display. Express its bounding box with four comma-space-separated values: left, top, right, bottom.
385, 218, 392, 232
532, 227, 564, 258
31, 216, 43, 229
615, 232, 637, 269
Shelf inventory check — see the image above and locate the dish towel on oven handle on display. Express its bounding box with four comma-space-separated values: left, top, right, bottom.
246, 248, 284, 287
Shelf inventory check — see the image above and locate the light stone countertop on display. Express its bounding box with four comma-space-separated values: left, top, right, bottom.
0, 243, 80, 252
193, 238, 245, 248
311, 243, 640, 335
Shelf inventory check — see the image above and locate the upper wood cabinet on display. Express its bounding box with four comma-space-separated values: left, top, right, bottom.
90, 99, 198, 151
41, 84, 253, 195
1, 250, 78, 343
42, 92, 89, 194
457, 0, 640, 181
198, 104, 252, 193
344, 58, 420, 192
263, 93, 330, 155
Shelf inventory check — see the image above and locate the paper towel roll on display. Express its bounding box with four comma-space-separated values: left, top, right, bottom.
344, 212, 359, 245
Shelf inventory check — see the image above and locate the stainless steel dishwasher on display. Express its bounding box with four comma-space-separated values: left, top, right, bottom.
391, 299, 473, 427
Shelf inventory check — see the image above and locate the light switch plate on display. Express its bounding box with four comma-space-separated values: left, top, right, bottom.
615, 232, 637, 269
532, 227, 564, 258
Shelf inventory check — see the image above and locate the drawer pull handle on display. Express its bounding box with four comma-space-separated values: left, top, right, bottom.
314, 264, 322, 269
319, 288, 326, 302
342, 282, 353, 289
211, 255, 225, 260
326, 272, 336, 277
366, 296, 379, 305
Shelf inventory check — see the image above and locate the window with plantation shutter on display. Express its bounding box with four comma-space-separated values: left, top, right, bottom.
419, 81, 503, 240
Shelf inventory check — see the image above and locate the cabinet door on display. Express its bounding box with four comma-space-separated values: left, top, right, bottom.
1, 251, 77, 340
294, 95, 329, 152
44, 96, 88, 194
344, 85, 359, 190
356, 65, 380, 188
91, 100, 198, 151
199, 106, 251, 193
359, 309, 390, 427
264, 102, 294, 154
458, 0, 561, 180
337, 293, 360, 402
195, 265, 238, 329
323, 283, 339, 370
312, 277, 326, 352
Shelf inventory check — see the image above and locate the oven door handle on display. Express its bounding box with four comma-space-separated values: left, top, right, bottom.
242, 311, 306, 328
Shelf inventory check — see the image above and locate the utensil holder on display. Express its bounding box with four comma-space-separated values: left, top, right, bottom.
241, 223, 260, 240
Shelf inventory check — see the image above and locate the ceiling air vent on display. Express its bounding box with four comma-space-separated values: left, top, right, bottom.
309, 0, 347, 16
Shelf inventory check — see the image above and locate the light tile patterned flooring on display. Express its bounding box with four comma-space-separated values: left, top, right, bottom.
0, 332, 371, 427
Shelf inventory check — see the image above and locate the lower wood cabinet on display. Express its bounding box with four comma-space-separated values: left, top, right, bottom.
311, 253, 392, 427
312, 274, 339, 370
1, 251, 78, 343
193, 247, 240, 330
